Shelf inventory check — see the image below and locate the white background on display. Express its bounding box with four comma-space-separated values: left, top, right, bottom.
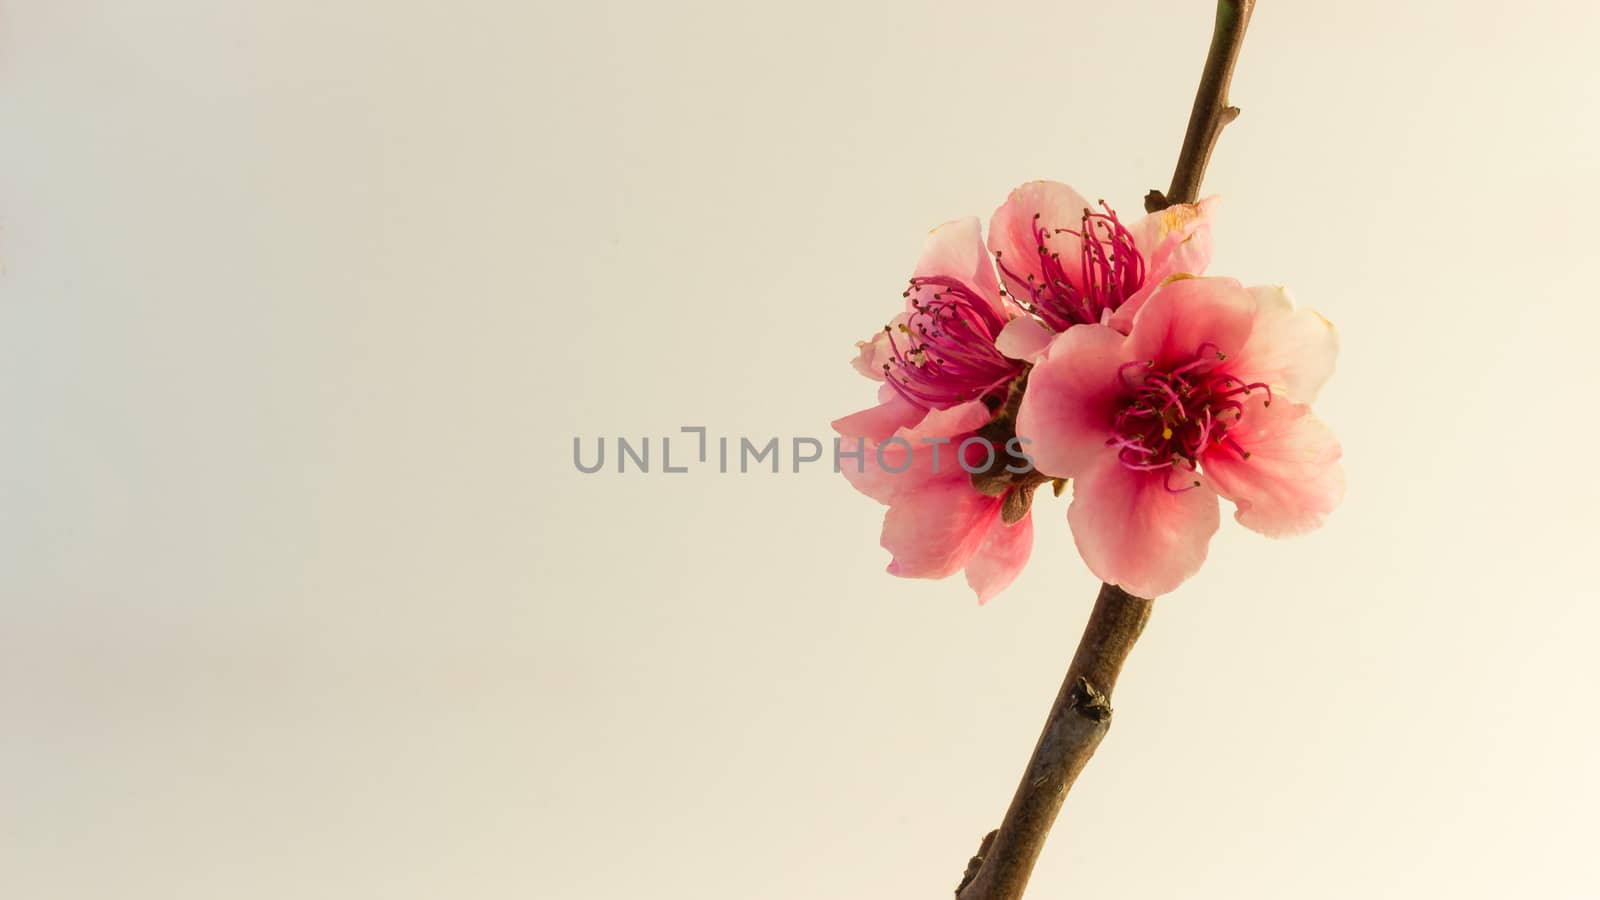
2, 1, 1598, 897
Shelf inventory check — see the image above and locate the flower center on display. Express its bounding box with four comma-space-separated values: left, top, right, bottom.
996, 202, 1145, 331
1108, 345, 1272, 491
881, 276, 1023, 410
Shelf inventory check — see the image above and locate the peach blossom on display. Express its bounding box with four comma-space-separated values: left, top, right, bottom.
835, 218, 1033, 603
1016, 276, 1342, 598
988, 181, 1218, 359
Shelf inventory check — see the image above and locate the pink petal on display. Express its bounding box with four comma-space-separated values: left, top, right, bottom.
1202, 397, 1344, 537
994, 315, 1056, 363
987, 181, 1094, 309
1014, 324, 1130, 479
880, 476, 999, 579
899, 398, 993, 444
1111, 196, 1221, 331
851, 312, 910, 381
913, 217, 1007, 319
1131, 196, 1218, 272
1229, 285, 1340, 404
831, 387, 925, 443
964, 512, 1034, 605
839, 443, 925, 505
836, 398, 992, 504
1126, 276, 1256, 370
1067, 457, 1221, 599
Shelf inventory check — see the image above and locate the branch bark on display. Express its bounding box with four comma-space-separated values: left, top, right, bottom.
1147, 0, 1257, 213
956, 4, 1257, 898
954, 585, 1151, 899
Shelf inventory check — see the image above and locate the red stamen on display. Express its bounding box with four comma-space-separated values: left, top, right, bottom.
882, 276, 1023, 411
1107, 345, 1266, 475
1009, 202, 1146, 332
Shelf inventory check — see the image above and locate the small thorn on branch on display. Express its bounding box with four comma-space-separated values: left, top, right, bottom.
956, 830, 1000, 896
955, 586, 1153, 900
1069, 676, 1112, 723
1163, 0, 1256, 206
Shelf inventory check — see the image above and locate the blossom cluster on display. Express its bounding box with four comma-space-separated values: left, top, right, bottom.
833, 181, 1343, 601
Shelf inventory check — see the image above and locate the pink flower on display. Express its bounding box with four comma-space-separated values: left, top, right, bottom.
834, 218, 1035, 603
987, 181, 1218, 358
834, 397, 1035, 604
1016, 276, 1343, 598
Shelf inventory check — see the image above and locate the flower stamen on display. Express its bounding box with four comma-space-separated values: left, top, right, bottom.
995, 201, 1146, 331
883, 276, 1022, 410
1107, 346, 1266, 474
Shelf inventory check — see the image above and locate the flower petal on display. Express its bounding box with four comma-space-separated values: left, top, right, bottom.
1230, 285, 1339, 404
913, 217, 1006, 319
880, 476, 999, 580
899, 398, 994, 444
851, 312, 911, 381
1202, 397, 1344, 537
1110, 197, 1218, 332
964, 512, 1034, 605
836, 397, 991, 504
1067, 458, 1220, 598
988, 181, 1094, 310
1014, 324, 1130, 479
994, 315, 1055, 362
1126, 276, 1255, 369
831, 386, 925, 443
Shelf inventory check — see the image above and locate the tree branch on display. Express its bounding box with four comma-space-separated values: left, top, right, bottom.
1146, 0, 1257, 213
954, 585, 1151, 899
957, 4, 1256, 898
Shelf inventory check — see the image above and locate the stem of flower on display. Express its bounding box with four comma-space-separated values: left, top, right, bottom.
956, 4, 1255, 898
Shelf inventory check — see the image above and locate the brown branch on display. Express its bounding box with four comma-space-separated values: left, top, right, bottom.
954, 585, 1152, 899
1146, 0, 1257, 213
956, 4, 1256, 898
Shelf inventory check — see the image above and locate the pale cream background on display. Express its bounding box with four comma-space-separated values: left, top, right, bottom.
2, 1, 1598, 898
